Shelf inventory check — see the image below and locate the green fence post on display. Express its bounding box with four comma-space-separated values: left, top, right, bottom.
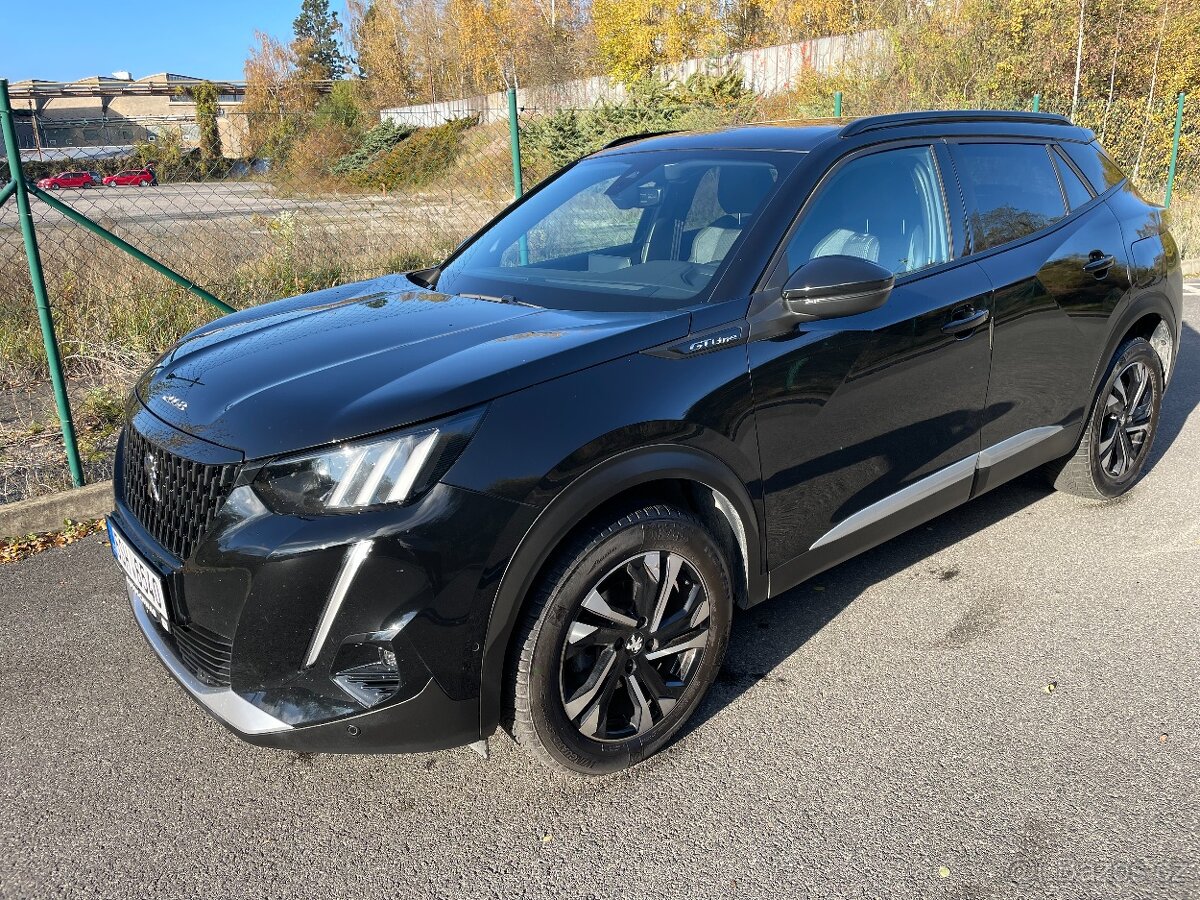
0, 79, 85, 488
507, 87, 524, 199
506, 86, 528, 264
1032, 94, 1041, 112
833, 91, 843, 117
1164, 92, 1185, 209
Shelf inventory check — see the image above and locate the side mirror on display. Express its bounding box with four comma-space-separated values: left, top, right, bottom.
781, 255, 895, 321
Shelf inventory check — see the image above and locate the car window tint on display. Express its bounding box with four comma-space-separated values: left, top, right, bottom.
515, 176, 645, 264
782, 145, 951, 277
1061, 140, 1126, 194
953, 143, 1066, 250
1051, 148, 1094, 211
437, 149, 795, 310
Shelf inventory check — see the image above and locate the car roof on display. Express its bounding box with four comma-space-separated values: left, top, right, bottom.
593, 111, 1096, 157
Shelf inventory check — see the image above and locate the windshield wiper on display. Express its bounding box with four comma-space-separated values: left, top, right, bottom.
459, 292, 538, 308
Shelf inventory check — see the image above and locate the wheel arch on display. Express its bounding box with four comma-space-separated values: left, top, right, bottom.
477, 443, 766, 739
1091, 291, 1179, 396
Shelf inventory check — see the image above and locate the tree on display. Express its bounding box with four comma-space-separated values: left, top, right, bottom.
293, 0, 350, 80
191, 81, 223, 169
592, 0, 722, 83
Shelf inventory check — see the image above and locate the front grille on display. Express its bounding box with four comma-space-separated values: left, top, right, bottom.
172, 621, 234, 686
120, 427, 239, 561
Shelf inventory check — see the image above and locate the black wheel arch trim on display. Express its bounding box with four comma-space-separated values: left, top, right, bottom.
1091, 290, 1179, 397
477, 443, 766, 739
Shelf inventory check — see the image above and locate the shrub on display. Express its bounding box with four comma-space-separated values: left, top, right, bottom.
330, 120, 414, 176
352, 117, 476, 190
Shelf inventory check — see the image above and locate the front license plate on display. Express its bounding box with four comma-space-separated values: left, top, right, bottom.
108, 521, 170, 632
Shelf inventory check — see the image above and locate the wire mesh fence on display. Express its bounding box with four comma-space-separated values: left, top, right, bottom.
0, 79, 1195, 507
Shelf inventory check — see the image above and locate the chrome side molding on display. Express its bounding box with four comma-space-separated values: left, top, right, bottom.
808, 426, 1064, 551
809, 455, 978, 550
977, 425, 1063, 468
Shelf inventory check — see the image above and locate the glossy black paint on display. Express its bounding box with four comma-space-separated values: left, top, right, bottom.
112, 112, 1183, 755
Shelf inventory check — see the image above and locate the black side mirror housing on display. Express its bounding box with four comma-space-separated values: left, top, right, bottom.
781, 255, 895, 321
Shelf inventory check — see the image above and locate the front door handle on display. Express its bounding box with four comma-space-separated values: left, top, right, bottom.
942, 307, 990, 336
1083, 251, 1116, 275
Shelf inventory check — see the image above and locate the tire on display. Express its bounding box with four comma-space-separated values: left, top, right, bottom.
1047, 336, 1164, 500
138, 179, 148, 188
508, 504, 733, 775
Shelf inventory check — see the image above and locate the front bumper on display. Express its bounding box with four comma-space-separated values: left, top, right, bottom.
112, 415, 535, 754
128, 588, 482, 752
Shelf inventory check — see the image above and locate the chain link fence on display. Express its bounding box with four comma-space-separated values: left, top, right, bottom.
0, 79, 1194, 507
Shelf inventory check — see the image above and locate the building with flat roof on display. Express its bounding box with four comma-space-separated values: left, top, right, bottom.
6, 73, 251, 160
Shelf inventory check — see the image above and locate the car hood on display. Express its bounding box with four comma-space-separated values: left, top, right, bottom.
137, 274, 690, 459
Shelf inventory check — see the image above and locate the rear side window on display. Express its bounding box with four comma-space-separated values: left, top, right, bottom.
1051, 148, 1094, 211
1060, 140, 1126, 194
951, 143, 1066, 251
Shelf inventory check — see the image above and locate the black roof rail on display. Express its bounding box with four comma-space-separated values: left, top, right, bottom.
840, 110, 1074, 137
600, 130, 678, 150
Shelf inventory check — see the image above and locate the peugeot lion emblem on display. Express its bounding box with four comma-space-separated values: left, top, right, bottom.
144, 452, 162, 503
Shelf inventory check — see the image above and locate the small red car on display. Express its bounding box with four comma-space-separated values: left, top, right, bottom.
103, 168, 156, 187
36, 171, 94, 190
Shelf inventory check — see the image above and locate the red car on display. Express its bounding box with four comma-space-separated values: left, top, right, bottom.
103, 168, 156, 187
36, 171, 94, 190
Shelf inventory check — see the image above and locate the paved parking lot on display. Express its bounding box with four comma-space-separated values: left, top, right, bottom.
1, 298, 1198, 899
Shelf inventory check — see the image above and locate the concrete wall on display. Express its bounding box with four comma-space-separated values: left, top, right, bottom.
382, 31, 886, 127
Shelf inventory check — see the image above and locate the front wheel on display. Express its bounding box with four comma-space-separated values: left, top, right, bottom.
1047, 336, 1164, 499
508, 504, 733, 774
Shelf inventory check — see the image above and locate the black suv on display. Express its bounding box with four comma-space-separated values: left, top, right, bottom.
108, 111, 1183, 773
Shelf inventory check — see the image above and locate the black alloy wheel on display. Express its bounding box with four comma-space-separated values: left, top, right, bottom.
1049, 336, 1164, 499
559, 550, 712, 742
508, 504, 732, 774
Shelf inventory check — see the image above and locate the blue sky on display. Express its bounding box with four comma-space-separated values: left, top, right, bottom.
0, 1, 349, 83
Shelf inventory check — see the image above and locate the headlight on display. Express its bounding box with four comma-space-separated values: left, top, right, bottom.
253, 408, 485, 515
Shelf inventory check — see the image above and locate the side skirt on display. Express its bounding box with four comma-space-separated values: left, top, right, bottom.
763, 425, 1068, 601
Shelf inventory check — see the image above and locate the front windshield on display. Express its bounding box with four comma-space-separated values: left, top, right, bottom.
434, 149, 800, 311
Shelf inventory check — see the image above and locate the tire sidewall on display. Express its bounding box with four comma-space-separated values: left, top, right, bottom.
526, 512, 732, 774
1087, 338, 1163, 497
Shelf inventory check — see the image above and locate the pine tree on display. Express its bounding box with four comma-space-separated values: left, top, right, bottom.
293, 0, 350, 80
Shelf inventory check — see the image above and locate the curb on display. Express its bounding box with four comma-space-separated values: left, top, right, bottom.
0, 481, 113, 539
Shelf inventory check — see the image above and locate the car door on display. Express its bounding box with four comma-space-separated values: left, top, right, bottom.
947, 140, 1133, 490
747, 141, 994, 588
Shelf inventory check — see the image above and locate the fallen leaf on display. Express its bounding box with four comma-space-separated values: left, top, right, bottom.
1043, 682, 1058, 694
541, 834, 553, 843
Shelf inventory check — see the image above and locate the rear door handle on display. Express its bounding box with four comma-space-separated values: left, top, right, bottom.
942, 307, 990, 335
1083, 252, 1116, 275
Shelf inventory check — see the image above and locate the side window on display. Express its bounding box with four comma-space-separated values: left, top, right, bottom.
951, 143, 1066, 251
1060, 140, 1126, 194
1051, 147, 1094, 211
780, 145, 951, 277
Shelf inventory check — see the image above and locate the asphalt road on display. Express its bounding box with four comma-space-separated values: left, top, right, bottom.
1, 299, 1198, 900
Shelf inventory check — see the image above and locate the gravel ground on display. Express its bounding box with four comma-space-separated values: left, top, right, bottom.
0, 298, 1197, 900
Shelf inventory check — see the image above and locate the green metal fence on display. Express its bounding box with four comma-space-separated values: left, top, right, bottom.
0, 78, 1193, 507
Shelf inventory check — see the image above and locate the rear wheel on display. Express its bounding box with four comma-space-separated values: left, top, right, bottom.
508, 504, 732, 774
1047, 337, 1163, 499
